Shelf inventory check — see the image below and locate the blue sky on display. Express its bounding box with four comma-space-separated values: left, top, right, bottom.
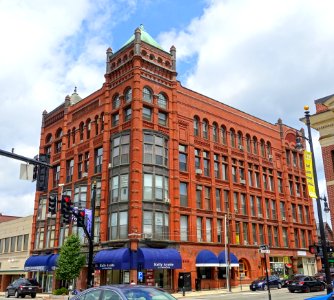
0, 0, 333, 224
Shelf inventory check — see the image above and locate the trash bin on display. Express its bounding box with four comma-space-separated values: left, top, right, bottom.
195, 278, 201, 291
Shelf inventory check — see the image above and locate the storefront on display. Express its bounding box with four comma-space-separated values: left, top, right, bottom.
94, 247, 182, 290
24, 254, 58, 293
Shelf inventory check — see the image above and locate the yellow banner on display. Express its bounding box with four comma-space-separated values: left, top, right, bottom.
304, 150, 317, 198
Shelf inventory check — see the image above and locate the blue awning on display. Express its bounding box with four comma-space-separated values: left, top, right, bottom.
94, 248, 131, 270
196, 250, 219, 267
138, 248, 182, 269
24, 254, 58, 272
218, 250, 239, 267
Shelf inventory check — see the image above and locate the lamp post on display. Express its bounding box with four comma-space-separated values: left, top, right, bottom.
300, 106, 333, 294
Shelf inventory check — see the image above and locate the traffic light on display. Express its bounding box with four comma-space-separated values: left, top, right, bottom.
309, 244, 318, 255
77, 209, 86, 227
61, 195, 72, 224
36, 154, 50, 192
48, 195, 57, 214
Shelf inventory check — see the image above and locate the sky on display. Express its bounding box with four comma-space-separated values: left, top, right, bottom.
0, 0, 333, 224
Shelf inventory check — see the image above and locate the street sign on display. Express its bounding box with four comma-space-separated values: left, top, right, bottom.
259, 244, 270, 254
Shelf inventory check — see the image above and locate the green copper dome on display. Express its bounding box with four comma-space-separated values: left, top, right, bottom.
122, 25, 165, 51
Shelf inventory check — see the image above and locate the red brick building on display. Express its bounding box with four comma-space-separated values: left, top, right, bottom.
29, 26, 318, 292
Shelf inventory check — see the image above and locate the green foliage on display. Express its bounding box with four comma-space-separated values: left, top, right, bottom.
53, 287, 69, 295
56, 234, 86, 282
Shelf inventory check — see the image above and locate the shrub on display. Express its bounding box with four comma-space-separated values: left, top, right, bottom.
53, 287, 69, 295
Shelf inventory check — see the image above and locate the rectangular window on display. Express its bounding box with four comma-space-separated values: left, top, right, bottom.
232, 166, 237, 183
112, 113, 119, 126
271, 199, 277, 220
206, 219, 212, 242
37, 197, 47, 220
197, 217, 202, 242
143, 107, 152, 121
158, 112, 168, 126
280, 202, 286, 220
243, 223, 248, 244
283, 227, 288, 247
257, 196, 262, 216
204, 187, 211, 210
23, 234, 29, 251
73, 185, 86, 208
196, 187, 202, 209
180, 182, 188, 207
124, 107, 132, 121
94, 147, 103, 173
46, 224, 56, 248
53, 164, 60, 188
143, 174, 153, 201
216, 188, 221, 211
217, 219, 223, 243
241, 194, 246, 215
252, 223, 257, 245
203, 151, 210, 176
78, 154, 83, 179
179, 144, 187, 172
16, 235, 23, 251
84, 151, 89, 172
224, 190, 229, 212
222, 156, 228, 180
259, 224, 264, 245
250, 196, 255, 216
66, 158, 74, 183
180, 215, 188, 241
10, 237, 16, 252
195, 149, 201, 169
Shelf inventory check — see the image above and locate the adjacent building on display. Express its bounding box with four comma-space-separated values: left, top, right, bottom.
29, 26, 318, 292
0, 215, 32, 292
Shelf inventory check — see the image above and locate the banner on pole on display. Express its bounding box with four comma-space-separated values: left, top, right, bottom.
304, 150, 317, 198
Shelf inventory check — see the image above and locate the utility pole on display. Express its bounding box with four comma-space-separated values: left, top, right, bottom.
87, 182, 96, 288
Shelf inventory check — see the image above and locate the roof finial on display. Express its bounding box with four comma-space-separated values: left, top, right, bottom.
140, 24, 144, 31
74, 86, 77, 93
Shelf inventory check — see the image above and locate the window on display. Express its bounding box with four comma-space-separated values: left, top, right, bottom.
241, 194, 246, 215
180, 215, 188, 241
216, 188, 221, 211
237, 131, 243, 148
202, 120, 208, 139
158, 111, 168, 126
277, 171, 283, 193
66, 159, 74, 183
143, 107, 152, 121
109, 211, 128, 240
84, 151, 89, 173
233, 192, 238, 212
282, 227, 288, 247
250, 196, 255, 216
179, 144, 187, 171
280, 202, 286, 220
112, 113, 119, 126
298, 205, 304, 223
10, 237, 16, 252
252, 223, 257, 245
257, 196, 262, 216
196, 186, 202, 209
243, 223, 248, 244
112, 94, 120, 109
124, 107, 132, 121
143, 211, 169, 240
271, 199, 277, 219
214, 154, 220, 178
158, 93, 167, 109
143, 133, 168, 167
111, 174, 129, 202
221, 126, 227, 145
206, 219, 212, 242
45, 224, 56, 248
16, 235, 23, 252
34, 226, 44, 249
230, 129, 236, 148
253, 137, 258, 154
195, 148, 201, 169
112, 134, 130, 166
203, 151, 210, 176
213, 123, 218, 142
55, 140, 62, 154
204, 187, 211, 210
23, 234, 29, 251
260, 140, 265, 157
217, 219, 223, 243
143, 87, 153, 103
180, 182, 188, 206
197, 217, 203, 242
222, 156, 228, 180
73, 186, 86, 208
194, 117, 199, 136
86, 120, 91, 139
94, 147, 103, 173
125, 88, 132, 102
143, 174, 168, 202
246, 135, 251, 152
37, 197, 47, 220
78, 154, 83, 179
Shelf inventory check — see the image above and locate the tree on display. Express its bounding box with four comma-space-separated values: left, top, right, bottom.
56, 234, 86, 283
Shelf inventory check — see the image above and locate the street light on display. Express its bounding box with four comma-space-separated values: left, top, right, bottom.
298, 105, 333, 294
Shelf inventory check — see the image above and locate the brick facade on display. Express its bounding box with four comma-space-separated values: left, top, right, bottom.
30, 26, 318, 292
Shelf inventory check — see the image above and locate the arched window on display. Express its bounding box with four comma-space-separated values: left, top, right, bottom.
100, 113, 105, 131
79, 122, 84, 141
95, 116, 99, 136
253, 137, 258, 154
55, 128, 63, 139
194, 117, 200, 136
230, 129, 236, 148
237, 131, 243, 149
202, 119, 208, 139
158, 93, 167, 109
221, 125, 227, 145
143, 87, 153, 103
72, 127, 76, 144
267, 141, 272, 157
86, 119, 91, 139
238, 258, 250, 278
212, 123, 218, 142
260, 139, 265, 157
45, 133, 53, 144
125, 88, 132, 103
246, 134, 251, 153
112, 94, 120, 109
66, 130, 70, 148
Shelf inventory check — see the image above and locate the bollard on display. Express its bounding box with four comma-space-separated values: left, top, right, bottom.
182, 286, 185, 296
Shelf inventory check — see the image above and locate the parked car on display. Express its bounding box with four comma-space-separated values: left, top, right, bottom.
287, 275, 326, 293
5, 278, 38, 298
282, 274, 304, 287
250, 275, 282, 291
71, 285, 177, 300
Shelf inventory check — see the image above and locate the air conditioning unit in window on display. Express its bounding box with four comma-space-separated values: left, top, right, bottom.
196, 186, 202, 191
282, 217, 286, 221
258, 213, 263, 218
240, 179, 246, 185
82, 172, 88, 177
268, 154, 273, 160
195, 169, 202, 175
244, 240, 248, 245
238, 145, 244, 151
143, 233, 152, 239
